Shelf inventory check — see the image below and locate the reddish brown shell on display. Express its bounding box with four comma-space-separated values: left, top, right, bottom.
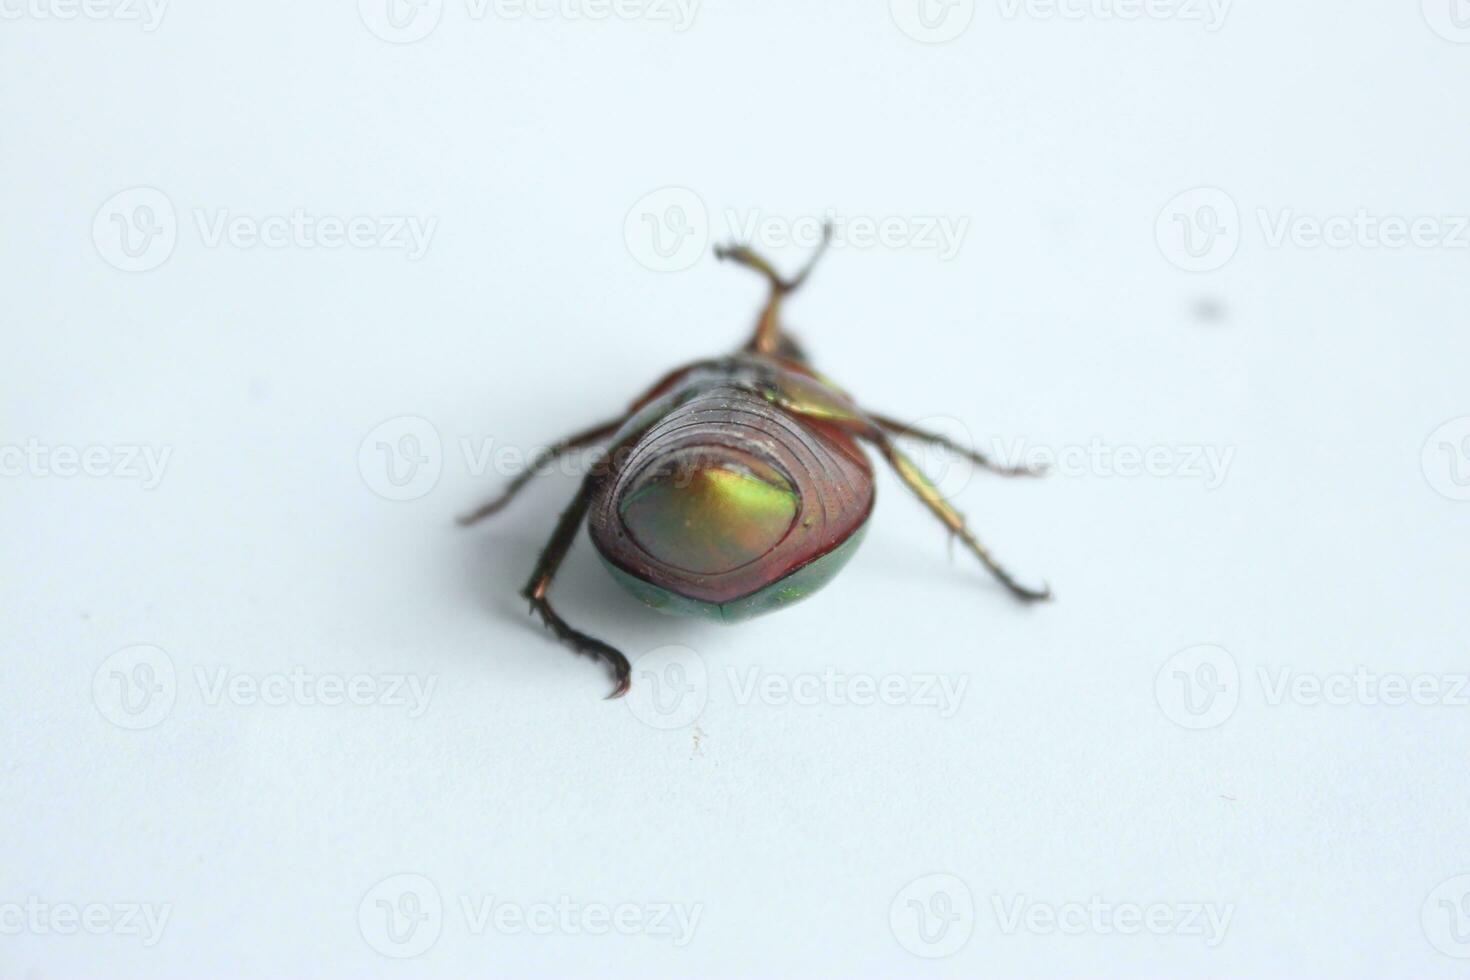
588, 377, 874, 607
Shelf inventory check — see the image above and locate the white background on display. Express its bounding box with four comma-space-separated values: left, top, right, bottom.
4, 0, 1470, 976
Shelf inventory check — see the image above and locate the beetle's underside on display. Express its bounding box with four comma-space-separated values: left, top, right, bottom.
459, 227, 1050, 697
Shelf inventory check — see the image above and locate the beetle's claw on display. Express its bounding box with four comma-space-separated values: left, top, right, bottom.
605, 670, 632, 700
1014, 580, 1053, 603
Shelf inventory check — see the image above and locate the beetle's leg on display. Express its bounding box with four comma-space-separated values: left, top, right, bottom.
456, 416, 627, 526
863, 430, 1052, 602
868, 413, 1047, 478
521, 471, 631, 698
716, 222, 832, 356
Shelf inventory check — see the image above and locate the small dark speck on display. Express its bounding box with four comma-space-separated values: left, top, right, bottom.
1220, 794, 1237, 802
1192, 296, 1228, 324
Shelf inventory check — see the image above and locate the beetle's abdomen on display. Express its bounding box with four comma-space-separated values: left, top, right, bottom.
588, 383, 873, 620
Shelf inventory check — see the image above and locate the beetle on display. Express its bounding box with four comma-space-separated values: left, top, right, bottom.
459, 226, 1049, 697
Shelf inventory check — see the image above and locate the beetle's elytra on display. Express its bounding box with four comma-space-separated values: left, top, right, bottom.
459, 226, 1049, 697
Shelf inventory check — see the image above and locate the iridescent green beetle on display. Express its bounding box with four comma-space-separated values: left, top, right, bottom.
460, 227, 1049, 697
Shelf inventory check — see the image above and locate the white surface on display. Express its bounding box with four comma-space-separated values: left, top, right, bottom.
4, 2, 1470, 977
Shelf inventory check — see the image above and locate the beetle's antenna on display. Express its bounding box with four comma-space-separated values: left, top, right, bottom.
717, 221, 833, 356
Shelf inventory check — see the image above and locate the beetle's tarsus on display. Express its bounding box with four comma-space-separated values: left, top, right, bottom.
995, 576, 1053, 603
457, 493, 516, 526
722, 225, 834, 356
864, 430, 1051, 605
522, 588, 632, 698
